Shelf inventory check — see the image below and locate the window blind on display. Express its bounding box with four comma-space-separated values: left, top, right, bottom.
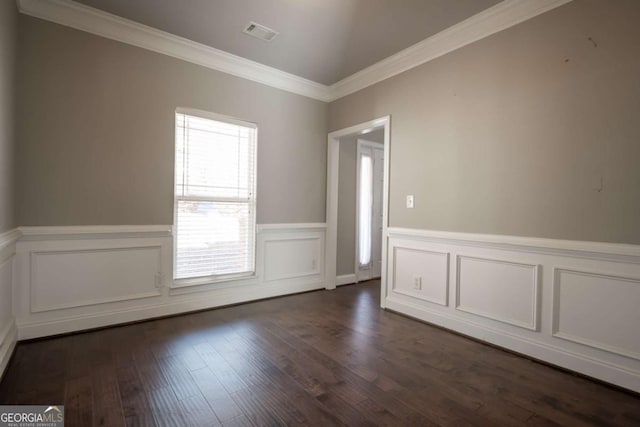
174, 111, 257, 280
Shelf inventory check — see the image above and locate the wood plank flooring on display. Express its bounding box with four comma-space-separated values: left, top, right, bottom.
1, 280, 639, 426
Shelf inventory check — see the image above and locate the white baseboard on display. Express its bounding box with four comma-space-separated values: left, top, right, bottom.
14, 223, 327, 340
386, 227, 640, 393
385, 297, 640, 393
18, 279, 324, 340
336, 273, 357, 286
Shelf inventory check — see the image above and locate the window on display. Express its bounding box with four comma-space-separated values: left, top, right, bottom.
358, 153, 373, 267
174, 109, 257, 282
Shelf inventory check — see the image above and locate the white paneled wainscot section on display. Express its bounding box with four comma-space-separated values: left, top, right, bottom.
0, 229, 20, 378
385, 227, 640, 393
14, 223, 326, 340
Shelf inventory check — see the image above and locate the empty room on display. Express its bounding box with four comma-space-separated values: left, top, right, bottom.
1, 0, 639, 425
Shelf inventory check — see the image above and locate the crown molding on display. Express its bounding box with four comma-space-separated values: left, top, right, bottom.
327, 0, 573, 101
17, 0, 331, 102
18, 0, 572, 103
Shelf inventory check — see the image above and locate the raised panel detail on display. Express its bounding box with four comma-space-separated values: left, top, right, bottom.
30, 246, 162, 312
392, 247, 448, 305
263, 237, 321, 282
456, 256, 538, 330
553, 269, 640, 360
384, 227, 640, 393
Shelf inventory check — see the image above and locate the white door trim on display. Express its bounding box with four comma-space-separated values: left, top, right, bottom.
325, 116, 390, 309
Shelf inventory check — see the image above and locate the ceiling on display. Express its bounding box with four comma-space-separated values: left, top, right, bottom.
74, 0, 502, 85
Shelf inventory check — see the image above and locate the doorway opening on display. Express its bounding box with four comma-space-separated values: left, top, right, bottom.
324, 116, 390, 308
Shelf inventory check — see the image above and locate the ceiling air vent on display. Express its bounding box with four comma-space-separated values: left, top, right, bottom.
242, 21, 279, 42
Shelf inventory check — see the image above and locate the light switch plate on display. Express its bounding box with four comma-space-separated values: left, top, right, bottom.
406, 195, 414, 209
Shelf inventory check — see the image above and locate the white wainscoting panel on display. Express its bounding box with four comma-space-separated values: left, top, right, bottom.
263, 237, 321, 282
30, 246, 162, 313
258, 224, 325, 288
392, 246, 448, 306
0, 228, 19, 378
456, 255, 538, 330
385, 227, 640, 393
14, 224, 326, 340
553, 269, 640, 360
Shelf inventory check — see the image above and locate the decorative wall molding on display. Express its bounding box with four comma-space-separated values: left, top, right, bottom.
391, 246, 449, 306
552, 268, 640, 361
19, 225, 172, 240
0, 228, 21, 250
14, 223, 326, 339
385, 296, 640, 394
259, 224, 325, 284
263, 236, 322, 282
455, 255, 539, 331
17, 0, 573, 102
17, 278, 324, 340
17, 0, 330, 101
388, 227, 640, 261
386, 227, 640, 393
329, 0, 573, 100
257, 223, 327, 232
6, 220, 640, 393
170, 222, 325, 292
29, 246, 164, 313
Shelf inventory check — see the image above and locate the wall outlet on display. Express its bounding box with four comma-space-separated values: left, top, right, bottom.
311, 259, 317, 270
413, 275, 422, 290
406, 195, 414, 209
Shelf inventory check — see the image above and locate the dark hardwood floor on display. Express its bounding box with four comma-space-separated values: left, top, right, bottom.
1, 280, 639, 426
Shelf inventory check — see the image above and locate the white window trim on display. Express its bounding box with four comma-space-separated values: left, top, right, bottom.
176, 107, 258, 130
172, 107, 258, 287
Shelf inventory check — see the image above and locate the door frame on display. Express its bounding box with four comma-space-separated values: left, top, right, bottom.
354, 139, 384, 283
324, 116, 390, 309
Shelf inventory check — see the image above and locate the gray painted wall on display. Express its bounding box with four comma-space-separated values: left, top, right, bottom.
337, 129, 383, 276
12, 0, 640, 246
0, 1, 17, 233
329, 0, 640, 245
16, 16, 328, 226
337, 136, 357, 276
